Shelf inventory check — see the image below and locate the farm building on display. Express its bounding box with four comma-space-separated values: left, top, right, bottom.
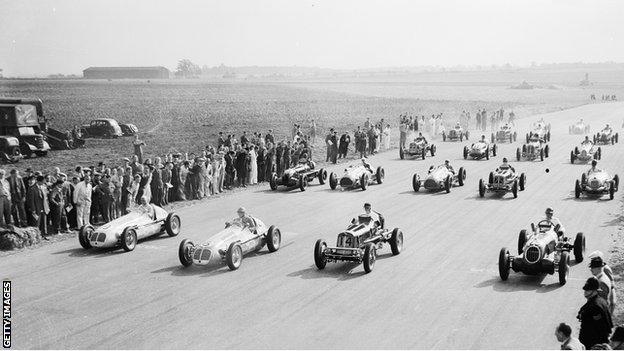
83, 66, 170, 79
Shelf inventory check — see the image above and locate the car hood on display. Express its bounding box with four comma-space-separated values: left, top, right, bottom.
200, 217, 267, 252
427, 166, 450, 180
97, 212, 152, 235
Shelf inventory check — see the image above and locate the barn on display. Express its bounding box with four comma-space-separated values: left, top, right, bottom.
83, 66, 170, 79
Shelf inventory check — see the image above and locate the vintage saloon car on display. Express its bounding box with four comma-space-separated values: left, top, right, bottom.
442, 125, 469, 142
594, 126, 619, 145
78, 205, 181, 252
575, 168, 619, 200
412, 164, 466, 193
80, 118, 123, 138
478, 166, 526, 198
178, 216, 281, 270
329, 163, 384, 191
399, 137, 436, 160
313, 214, 403, 273
570, 141, 601, 164
463, 140, 497, 160
569, 120, 591, 134
270, 160, 327, 191
516, 135, 549, 161
0, 136, 23, 163
498, 220, 585, 285
120, 123, 138, 136
492, 124, 517, 143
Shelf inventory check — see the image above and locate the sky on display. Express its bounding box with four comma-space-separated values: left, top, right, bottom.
0, 0, 623, 76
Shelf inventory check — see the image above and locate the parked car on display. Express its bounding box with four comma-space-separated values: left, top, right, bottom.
442, 125, 469, 142
569, 120, 591, 134
270, 160, 327, 191
479, 166, 526, 198
178, 216, 280, 270
412, 164, 466, 193
80, 118, 123, 138
0, 136, 22, 163
120, 123, 138, 136
329, 163, 384, 191
570, 142, 601, 164
516, 135, 549, 161
498, 221, 585, 285
463, 140, 497, 160
399, 137, 436, 160
314, 215, 403, 273
492, 124, 517, 143
574, 169, 619, 200
594, 126, 619, 145
78, 205, 180, 252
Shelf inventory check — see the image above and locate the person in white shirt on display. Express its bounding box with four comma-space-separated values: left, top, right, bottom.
73, 174, 93, 228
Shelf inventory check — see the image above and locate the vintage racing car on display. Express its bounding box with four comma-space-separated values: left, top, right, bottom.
442, 125, 469, 142
399, 137, 436, 160
569, 121, 591, 134
516, 135, 549, 161
269, 160, 327, 191
329, 163, 384, 191
463, 140, 497, 160
314, 215, 403, 273
492, 124, 517, 143
412, 164, 466, 193
498, 221, 585, 285
78, 205, 181, 251
527, 122, 551, 143
570, 142, 601, 164
178, 216, 281, 270
575, 169, 620, 200
594, 127, 619, 145
478, 166, 526, 198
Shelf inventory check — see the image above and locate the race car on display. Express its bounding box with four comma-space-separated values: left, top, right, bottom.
463, 140, 497, 160
570, 142, 601, 164
412, 164, 466, 193
314, 215, 403, 273
569, 121, 591, 134
516, 135, 549, 161
594, 126, 619, 145
498, 221, 585, 285
329, 163, 385, 191
269, 160, 327, 191
399, 137, 436, 160
478, 166, 526, 198
492, 124, 517, 143
526, 122, 551, 143
178, 216, 281, 270
78, 205, 181, 252
574, 169, 619, 200
442, 125, 469, 142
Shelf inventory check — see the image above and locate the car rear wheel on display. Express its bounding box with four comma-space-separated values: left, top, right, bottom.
389, 228, 403, 255
570, 151, 575, 164
360, 173, 368, 191
492, 144, 497, 157
269, 173, 278, 190
298, 176, 308, 192
478, 179, 486, 198
488, 172, 494, 185
329, 172, 337, 190
516, 148, 521, 162
178, 239, 194, 267
581, 173, 587, 185
518, 230, 527, 255
574, 232, 586, 263
314, 239, 327, 270
442, 132, 446, 142
363, 243, 376, 273
574, 146, 579, 155
412, 174, 420, 192
375, 166, 385, 184
458, 167, 466, 186
498, 247, 510, 281
486, 147, 490, 160
614, 174, 620, 190
79, 225, 93, 249
121, 227, 137, 252
444, 175, 451, 193
318, 169, 327, 185
266, 225, 281, 252
512, 180, 518, 198
399, 147, 404, 160
540, 148, 544, 161
544, 145, 549, 158
463, 146, 468, 160
421, 148, 426, 160
491, 133, 495, 144
609, 182, 615, 200
226, 242, 243, 270
519, 173, 526, 191
558, 251, 570, 285
165, 213, 181, 236
575, 179, 581, 198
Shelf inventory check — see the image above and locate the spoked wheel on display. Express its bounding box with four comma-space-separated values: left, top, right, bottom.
558, 251, 570, 285
165, 213, 181, 236
178, 239, 194, 267
121, 227, 138, 252
498, 247, 510, 281
266, 225, 281, 252
314, 239, 327, 270
329, 172, 338, 190
363, 243, 377, 273
389, 228, 403, 255
412, 174, 420, 192
226, 242, 243, 270
574, 232, 586, 263
478, 179, 486, 198
79, 225, 94, 249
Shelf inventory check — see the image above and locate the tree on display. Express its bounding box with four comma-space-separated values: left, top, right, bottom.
175, 59, 201, 78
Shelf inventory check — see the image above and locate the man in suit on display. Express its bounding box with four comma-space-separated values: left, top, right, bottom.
330, 131, 338, 164
0, 169, 13, 228
339, 131, 351, 159
49, 180, 65, 234
578, 277, 613, 348
555, 322, 585, 350
8, 169, 27, 227
27, 175, 49, 236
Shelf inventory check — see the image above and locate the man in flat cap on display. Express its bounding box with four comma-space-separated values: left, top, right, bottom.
27, 175, 49, 236
590, 256, 616, 313
578, 277, 612, 349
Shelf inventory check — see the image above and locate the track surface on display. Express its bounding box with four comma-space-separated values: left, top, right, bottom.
5, 102, 624, 349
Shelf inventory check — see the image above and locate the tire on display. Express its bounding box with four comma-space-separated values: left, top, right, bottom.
540, 148, 544, 161
516, 148, 521, 162
269, 173, 278, 190
266, 225, 281, 252
485, 147, 490, 160
430, 145, 436, 156
412, 174, 420, 192
399, 147, 404, 160
509, 134, 513, 143
544, 145, 549, 158
614, 174, 620, 190
616, 133, 619, 143
314, 239, 327, 270
463, 146, 468, 160
574, 232, 586, 263
421, 148, 426, 160
558, 251, 569, 285
460, 133, 463, 142
488, 172, 494, 185
597, 147, 602, 160
610, 182, 615, 200
165, 213, 181, 237
298, 176, 307, 192
547, 131, 551, 142
512, 180, 518, 198
360, 173, 368, 191
121, 227, 137, 252
570, 151, 575, 164
498, 247, 510, 281
389, 228, 403, 255
575, 179, 581, 198
375, 166, 385, 184
318, 169, 327, 185
519, 173, 526, 191
612, 136, 615, 145
178, 239, 194, 267
522, 144, 527, 153
329, 172, 338, 190
78, 225, 93, 249
458, 167, 465, 186
226, 242, 243, 270
518, 230, 527, 255
363, 243, 376, 273
492, 144, 497, 157
478, 179, 485, 198
444, 175, 451, 193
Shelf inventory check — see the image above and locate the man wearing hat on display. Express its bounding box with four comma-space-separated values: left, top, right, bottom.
578, 277, 613, 348
591, 256, 616, 313
542, 207, 565, 236
8, 169, 27, 227
73, 174, 92, 228
555, 322, 584, 350
27, 175, 49, 236
228, 207, 255, 231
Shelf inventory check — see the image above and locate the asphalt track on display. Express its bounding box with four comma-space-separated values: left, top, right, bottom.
4, 102, 624, 349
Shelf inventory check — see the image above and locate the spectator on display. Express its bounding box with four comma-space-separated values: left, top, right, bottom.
555, 322, 585, 350
339, 131, 350, 159
611, 326, 624, 350
8, 169, 27, 227
0, 169, 12, 227
578, 277, 613, 349
590, 256, 616, 313
27, 175, 49, 236
133, 134, 146, 163
49, 180, 65, 234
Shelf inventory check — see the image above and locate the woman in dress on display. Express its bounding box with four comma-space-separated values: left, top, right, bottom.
248, 146, 258, 185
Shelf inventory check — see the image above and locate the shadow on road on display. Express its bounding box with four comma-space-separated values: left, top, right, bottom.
475, 275, 562, 293
287, 253, 395, 281
52, 246, 126, 258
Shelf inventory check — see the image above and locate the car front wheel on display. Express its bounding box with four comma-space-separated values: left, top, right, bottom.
121, 227, 138, 252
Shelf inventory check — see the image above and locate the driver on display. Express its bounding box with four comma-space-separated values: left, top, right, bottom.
455, 122, 461, 129
604, 124, 612, 132
496, 157, 515, 172
443, 159, 455, 174
230, 207, 256, 231
480, 134, 486, 143
415, 132, 427, 143
361, 157, 372, 172
542, 207, 565, 237
581, 135, 593, 145
137, 196, 155, 219
587, 159, 602, 174
362, 202, 385, 228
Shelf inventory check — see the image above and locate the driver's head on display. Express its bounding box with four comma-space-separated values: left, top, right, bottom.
363, 202, 371, 214
361, 157, 367, 164
140, 196, 148, 206
585, 136, 589, 141
418, 133, 422, 137
606, 124, 610, 128
237, 207, 246, 218
481, 135, 485, 141
592, 160, 598, 168
444, 160, 450, 166
502, 157, 508, 164
545, 207, 554, 219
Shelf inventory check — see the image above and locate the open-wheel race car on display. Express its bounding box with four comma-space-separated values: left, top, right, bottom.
492, 124, 517, 143
463, 140, 497, 160
399, 137, 436, 160
594, 126, 619, 145
442, 125, 469, 142
314, 215, 403, 273
329, 163, 384, 191
270, 160, 327, 191
527, 122, 551, 143
412, 164, 466, 193
178, 216, 281, 270
516, 135, 549, 161
498, 221, 586, 285
478, 166, 526, 198
575, 169, 619, 200
570, 142, 601, 164
78, 205, 181, 252
569, 121, 591, 134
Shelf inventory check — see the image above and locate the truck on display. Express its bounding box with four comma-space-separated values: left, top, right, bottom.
0, 104, 51, 157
